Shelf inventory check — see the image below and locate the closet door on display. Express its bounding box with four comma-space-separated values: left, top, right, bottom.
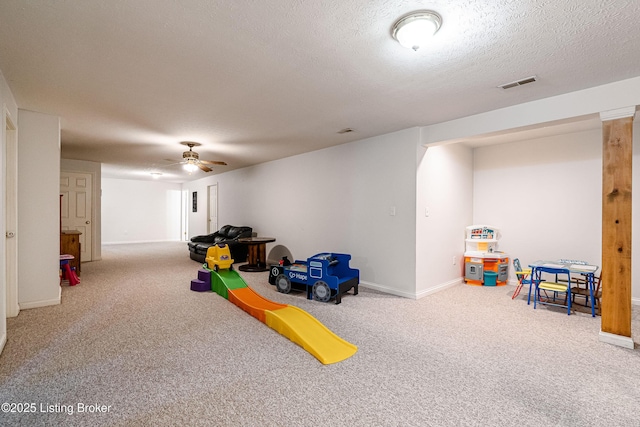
60, 171, 92, 262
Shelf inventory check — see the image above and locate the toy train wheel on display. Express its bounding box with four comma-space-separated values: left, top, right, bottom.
275, 274, 291, 294
312, 281, 331, 302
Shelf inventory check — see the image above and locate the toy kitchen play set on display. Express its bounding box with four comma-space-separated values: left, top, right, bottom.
464, 225, 509, 286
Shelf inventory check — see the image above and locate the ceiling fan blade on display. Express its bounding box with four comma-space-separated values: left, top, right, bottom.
200, 160, 227, 166
197, 163, 212, 172
155, 160, 183, 168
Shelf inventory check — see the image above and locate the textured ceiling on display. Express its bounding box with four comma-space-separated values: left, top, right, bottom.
1, 1, 639, 182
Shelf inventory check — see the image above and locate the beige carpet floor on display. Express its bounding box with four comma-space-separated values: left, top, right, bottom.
0, 242, 638, 426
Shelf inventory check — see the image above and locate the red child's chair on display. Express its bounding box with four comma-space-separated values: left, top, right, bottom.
512, 258, 531, 301
60, 254, 80, 286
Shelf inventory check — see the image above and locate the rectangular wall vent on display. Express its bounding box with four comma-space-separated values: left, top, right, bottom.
498, 75, 537, 90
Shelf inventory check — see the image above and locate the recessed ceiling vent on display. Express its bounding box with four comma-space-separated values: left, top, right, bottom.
337, 128, 354, 134
498, 75, 537, 90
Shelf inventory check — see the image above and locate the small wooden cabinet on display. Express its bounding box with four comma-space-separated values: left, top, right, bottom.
61, 230, 82, 276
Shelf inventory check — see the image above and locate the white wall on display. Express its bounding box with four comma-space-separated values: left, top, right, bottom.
416, 143, 474, 297
1, 69, 18, 354
474, 128, 602, 265
473, 124, 640, 303
423, 77, 640, 305
18, 109, 61, 309
61, 159, 102, 260
184, 128, 420, 297
101, 178, 183, 244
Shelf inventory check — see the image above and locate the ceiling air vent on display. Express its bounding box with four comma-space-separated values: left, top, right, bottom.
337, 128, 354, 134
498, 75, 537, 90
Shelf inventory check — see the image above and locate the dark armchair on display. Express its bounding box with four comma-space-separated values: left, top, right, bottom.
187, 225, 253, 263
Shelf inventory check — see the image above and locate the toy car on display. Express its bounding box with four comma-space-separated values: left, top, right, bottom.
205, 243, 234, 271
268, 252, 359, 304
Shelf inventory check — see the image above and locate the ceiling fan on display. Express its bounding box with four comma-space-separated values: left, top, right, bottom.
177, 141, 227, 173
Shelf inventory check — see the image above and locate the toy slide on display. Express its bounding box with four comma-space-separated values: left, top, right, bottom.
264, 305, 358, 364
208, 268, 357, 364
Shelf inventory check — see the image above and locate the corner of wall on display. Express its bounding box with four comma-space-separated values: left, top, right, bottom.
18, 110, 61, 308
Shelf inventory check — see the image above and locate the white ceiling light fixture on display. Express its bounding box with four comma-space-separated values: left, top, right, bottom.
183, 161, 198, 173
392, 10, 442, 51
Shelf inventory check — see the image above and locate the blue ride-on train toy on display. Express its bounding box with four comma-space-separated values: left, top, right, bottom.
268, 252, 359, 304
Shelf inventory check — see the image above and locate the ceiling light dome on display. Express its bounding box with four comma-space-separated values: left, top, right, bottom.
392, 10, 442, 51
183, 161, 198, 173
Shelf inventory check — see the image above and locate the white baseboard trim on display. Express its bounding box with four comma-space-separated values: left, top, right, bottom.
0, 332, 6, 356
360, 277, 464, 300
359, 281, 417, 299
102, 239, 182, 245
416, 278, 464, 299
599, 330, 635, 349
6, 302, 20, 318
19, 297, 61, 310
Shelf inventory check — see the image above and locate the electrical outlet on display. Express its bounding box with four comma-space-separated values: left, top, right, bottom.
452, 256, 456, 265
390, 206, 396, 216
425, 207, 430, 217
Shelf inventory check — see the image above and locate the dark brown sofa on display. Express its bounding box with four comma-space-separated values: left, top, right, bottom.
187, 225, 253, 263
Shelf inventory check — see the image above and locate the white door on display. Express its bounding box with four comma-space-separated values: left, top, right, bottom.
208, 184, 218, 233
181, 189, 189, 241
60, 172, 92, 262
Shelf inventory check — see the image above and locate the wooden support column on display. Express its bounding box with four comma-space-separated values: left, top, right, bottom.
599, 106, 635, 349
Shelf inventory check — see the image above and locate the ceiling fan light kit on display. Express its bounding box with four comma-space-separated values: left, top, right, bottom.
183, 162, 199, 173
392, 10, 442, 51
178, 141, 227, 174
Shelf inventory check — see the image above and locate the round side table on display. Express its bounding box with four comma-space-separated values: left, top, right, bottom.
237, 237, 276, 272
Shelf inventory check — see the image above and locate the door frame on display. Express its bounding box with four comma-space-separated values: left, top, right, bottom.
207, 183, 218, 234
5, 109, 18, 317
